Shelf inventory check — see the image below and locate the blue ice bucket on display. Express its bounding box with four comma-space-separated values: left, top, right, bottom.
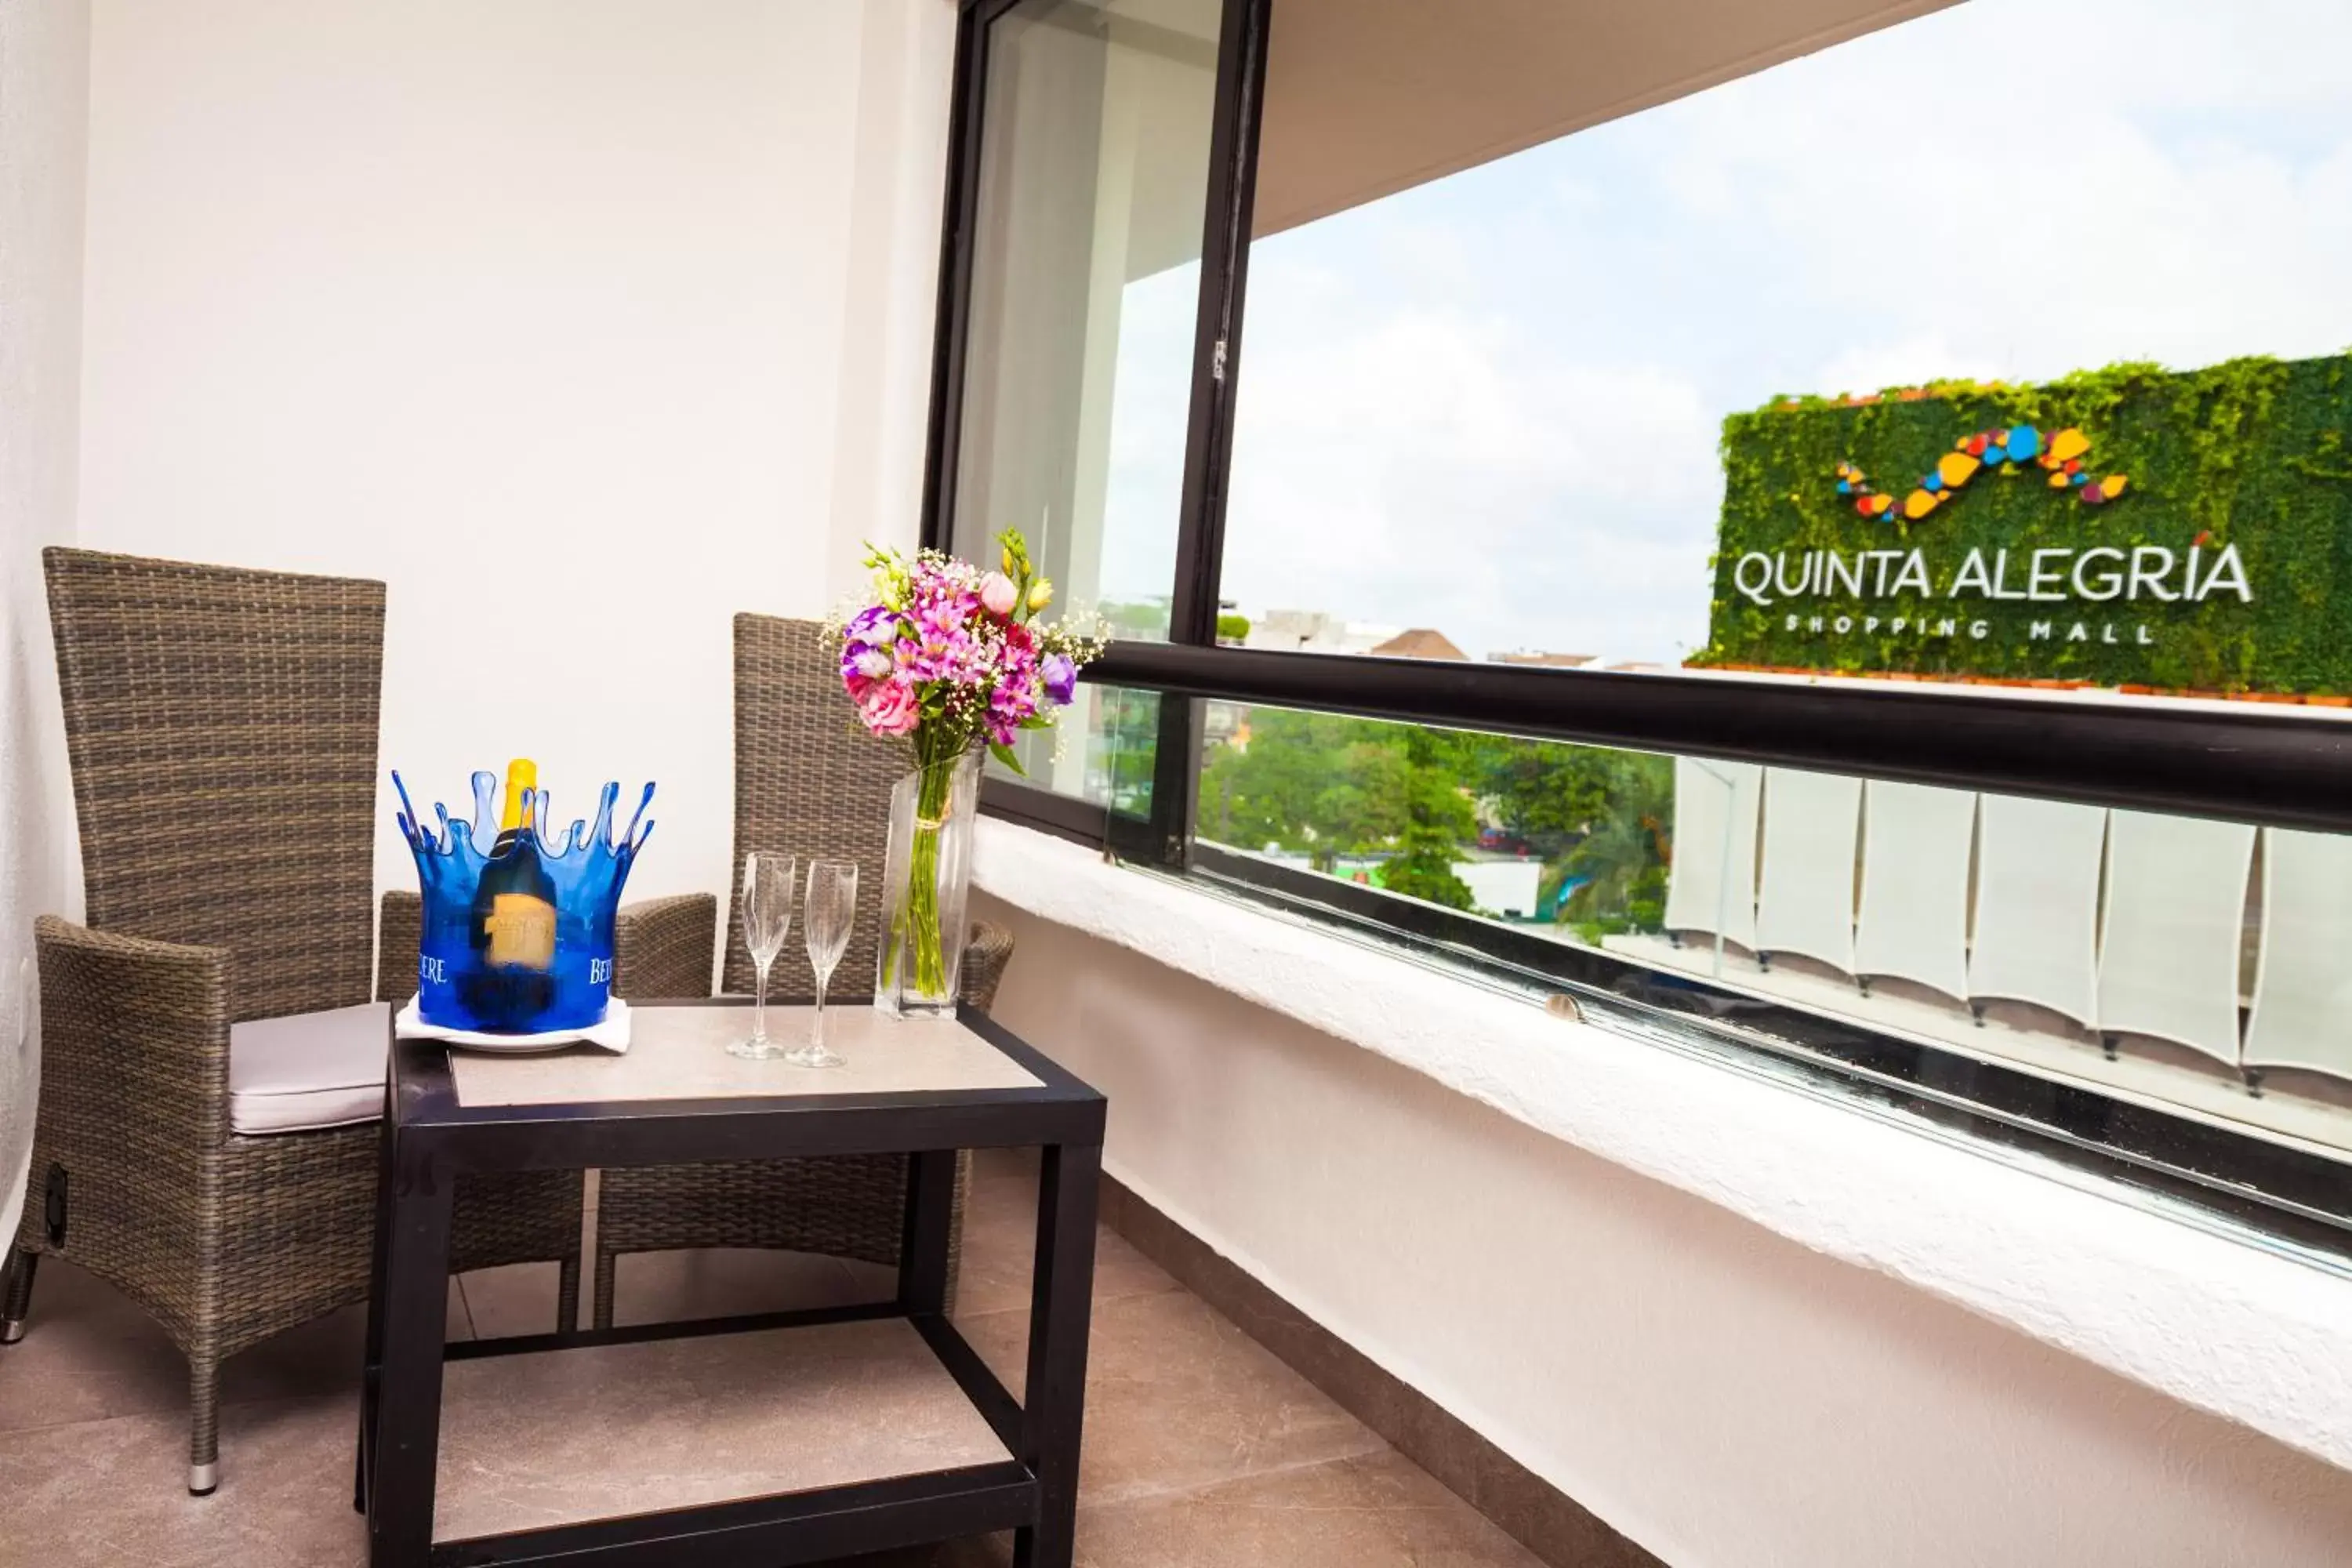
393, 770, 655, 1033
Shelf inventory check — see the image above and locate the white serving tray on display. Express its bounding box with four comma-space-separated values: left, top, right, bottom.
395, 995, 633, 1054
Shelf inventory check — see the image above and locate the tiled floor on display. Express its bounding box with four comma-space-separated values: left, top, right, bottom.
0, 1151, 1541, 1568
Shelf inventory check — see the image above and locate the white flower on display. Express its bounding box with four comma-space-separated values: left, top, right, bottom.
855, 648, 892, 679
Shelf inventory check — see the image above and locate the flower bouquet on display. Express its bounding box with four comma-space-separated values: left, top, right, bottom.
833, 529, 1102, 1015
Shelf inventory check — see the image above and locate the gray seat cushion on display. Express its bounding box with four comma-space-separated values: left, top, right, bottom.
228, 1002, 385, 1135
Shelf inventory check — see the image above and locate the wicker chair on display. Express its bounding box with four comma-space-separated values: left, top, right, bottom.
585, 613, 1015, 1327
1, 549, 582, 1494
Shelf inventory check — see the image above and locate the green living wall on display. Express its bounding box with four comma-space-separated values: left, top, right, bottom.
1694, 354, 2352, 695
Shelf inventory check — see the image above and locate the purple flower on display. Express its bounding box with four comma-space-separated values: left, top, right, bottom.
846, 605, 899, 646
1041, 653, 1077, 706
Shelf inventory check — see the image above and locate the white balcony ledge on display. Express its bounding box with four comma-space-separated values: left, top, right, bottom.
973, 816, 2352, 1475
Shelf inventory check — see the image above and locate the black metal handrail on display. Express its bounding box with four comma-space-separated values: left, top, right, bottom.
1087, 641, 2352, 834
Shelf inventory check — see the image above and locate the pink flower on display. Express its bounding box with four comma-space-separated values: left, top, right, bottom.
858, 681, 920, 738
979, 572, 1018, 616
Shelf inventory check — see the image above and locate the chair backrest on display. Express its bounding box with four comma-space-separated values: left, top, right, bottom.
724, 613, 903, 996
44, 547, 384, 1022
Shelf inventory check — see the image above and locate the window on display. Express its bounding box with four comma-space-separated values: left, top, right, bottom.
1222, 0, 2352, 693
935, 0, 1224, 812
1196, 706, 2352, 1220
924, 0, 2352, 1253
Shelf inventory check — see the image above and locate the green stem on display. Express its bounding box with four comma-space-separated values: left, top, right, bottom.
890, 750, 960, 1004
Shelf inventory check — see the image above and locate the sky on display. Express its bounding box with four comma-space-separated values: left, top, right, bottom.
1095, 0, 2352, 663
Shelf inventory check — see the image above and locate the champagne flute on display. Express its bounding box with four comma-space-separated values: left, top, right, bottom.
788, 859, 858, 1069
728, 851, 797, 1061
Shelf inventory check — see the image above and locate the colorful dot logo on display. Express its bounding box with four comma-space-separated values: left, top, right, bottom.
1835, 426, 2128, 521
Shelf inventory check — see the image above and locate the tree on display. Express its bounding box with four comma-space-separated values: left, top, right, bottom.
1202, 713, 1674, 935
1202, 711, 1471, 880
1461, 734, 1617, 851
1380, 728, 1477, 908
1560, 750, 1674, 938
1203, 710, 1344, 855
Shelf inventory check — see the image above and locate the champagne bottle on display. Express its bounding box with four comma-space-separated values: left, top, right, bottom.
463, 757, 557, 1025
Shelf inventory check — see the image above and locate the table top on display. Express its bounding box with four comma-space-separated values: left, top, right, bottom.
448, 1006, 1042, 1108
388, 999, 1104, 1169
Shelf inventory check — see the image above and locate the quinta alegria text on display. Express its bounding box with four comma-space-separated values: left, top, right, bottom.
1728, 543, 2251, 609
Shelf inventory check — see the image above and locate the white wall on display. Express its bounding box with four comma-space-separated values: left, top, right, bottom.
0, 0, 91, 1253
74, 0, 957, 927
978, 890, 2352, 1568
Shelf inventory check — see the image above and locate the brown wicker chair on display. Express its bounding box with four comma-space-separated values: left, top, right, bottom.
1, 549, 582, 1494
585, 613, 1014, 1327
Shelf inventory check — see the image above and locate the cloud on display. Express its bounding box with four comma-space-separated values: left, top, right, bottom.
1218, 258, 1721, 659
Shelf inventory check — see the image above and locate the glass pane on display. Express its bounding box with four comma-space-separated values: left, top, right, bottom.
1064, 683, 1160, 818
953, 0, 1221, 794
1197, 707, 2352, 1180
1219, 0, 2352, 710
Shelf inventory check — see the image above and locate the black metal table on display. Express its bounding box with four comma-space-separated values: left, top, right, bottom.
355, 998, 1105, 1568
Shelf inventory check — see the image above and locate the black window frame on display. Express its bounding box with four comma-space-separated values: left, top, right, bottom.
918, 0, 2352, 1261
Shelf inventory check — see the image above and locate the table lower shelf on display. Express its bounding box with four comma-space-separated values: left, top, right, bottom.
433, 1315, 1014, 1546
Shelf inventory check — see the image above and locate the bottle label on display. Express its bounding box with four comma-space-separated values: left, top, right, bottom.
485, 894, 557, 970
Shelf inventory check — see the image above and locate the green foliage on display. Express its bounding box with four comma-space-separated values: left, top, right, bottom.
1096, 599, 1173, 637
1455, 732, 1617, 851
1096, 688, 1160, 817
1558, 750, 1672, 942
1200, 711, 1473, 895
1697, 354, 2352, 694
1202, 710, 1406, 869
1381, 728, 1477, 909
1200, 712, 1670, 932
1215, 612, 1252, 643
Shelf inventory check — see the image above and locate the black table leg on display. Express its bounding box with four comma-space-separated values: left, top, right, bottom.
356, 1074, 398, 1515
367, 1127, 454, 1568
898, 1149, 958, 1315
1014, 1141, 1098, 1568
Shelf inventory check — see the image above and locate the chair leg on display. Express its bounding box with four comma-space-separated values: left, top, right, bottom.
590, 1250, 619, 1331
555, 1255, 581, 1335
1, 1249, 37, 1343
189, 1351, 221, 1495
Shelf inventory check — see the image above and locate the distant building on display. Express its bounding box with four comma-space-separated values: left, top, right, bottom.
1245, 610, 1402, 655
1487, 650, 1596, 669
1454, 856, 1544, 920
1367, 628, 1468, 661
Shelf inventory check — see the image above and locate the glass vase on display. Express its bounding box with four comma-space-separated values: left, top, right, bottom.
877, 750, 983, 1019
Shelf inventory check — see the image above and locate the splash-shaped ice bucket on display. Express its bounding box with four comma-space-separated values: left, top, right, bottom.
393, 770, 655, 1033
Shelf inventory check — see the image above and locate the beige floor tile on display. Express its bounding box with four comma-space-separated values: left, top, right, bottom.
804, 1457, 1542, 1568
967, 1145, 1042, 1190
953, 1203, 1179, 1319
0, 1261, 466, 1436
0, 1392, 368, 1567
956, 1287, 1387, 1505
9, 1179, 1502, 1568
1066, 1450, 1544, 1568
